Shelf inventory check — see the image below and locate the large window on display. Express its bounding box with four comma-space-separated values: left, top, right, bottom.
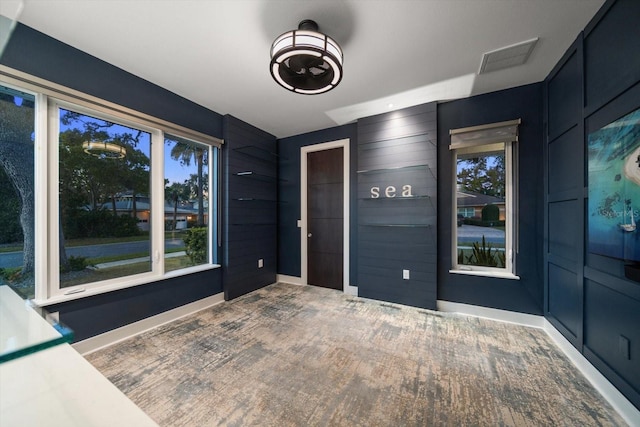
0, 85, 35, 298
57, 107, 152, 288
450, 120, 519, 278
0, 73, 221, 303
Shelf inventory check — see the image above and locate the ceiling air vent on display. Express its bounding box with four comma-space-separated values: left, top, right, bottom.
478, 38, 539, 74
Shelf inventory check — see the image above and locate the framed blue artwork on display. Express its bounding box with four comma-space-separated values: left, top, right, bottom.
588, 106, 640, 262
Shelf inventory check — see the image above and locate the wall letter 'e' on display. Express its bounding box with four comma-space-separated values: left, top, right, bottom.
385, 186, 396, 198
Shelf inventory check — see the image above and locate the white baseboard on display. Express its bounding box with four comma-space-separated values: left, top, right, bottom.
437, 300, 546, 328
73, 292, 225, 356
277, 275, 358, 296
276, 274, 304, 286
437, 300, 639, 426
543, 321, 640, 427
345, 285, 358, 296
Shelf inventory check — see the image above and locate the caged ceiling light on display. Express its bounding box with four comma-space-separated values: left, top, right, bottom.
270, 19, 343, 95
82, 141, 126, 159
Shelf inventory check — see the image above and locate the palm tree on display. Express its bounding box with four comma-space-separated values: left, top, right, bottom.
165, 181, 190, 231
169, 139, 207, 226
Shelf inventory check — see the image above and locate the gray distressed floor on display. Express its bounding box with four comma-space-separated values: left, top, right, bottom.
86, 283, 627, 426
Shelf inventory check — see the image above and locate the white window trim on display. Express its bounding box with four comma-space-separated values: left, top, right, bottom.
0, 67, 223, 306
450, 120, 520, 278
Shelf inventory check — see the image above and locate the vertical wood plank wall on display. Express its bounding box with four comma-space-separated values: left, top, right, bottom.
223, 115, 278, 300
356, 103, 438, 309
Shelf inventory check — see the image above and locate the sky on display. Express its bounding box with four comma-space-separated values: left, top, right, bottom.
60, 107, 203, 186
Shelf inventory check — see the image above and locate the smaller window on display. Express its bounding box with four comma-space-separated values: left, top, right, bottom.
164, 134, 214, 273
450, 120, 519, 277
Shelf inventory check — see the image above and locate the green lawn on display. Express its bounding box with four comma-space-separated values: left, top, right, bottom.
0, 231, 188, 253
60, 254, 195, 287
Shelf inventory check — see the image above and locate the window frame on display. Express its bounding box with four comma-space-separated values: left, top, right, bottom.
457, 207, 476, 218
0, 66, 222, 305
449, 120, 520, 280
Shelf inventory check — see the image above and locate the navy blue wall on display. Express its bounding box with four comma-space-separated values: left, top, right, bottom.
1, 23, 225, 341
544, 0, 640, 409
277, 124, 358, 285
1, 24, 223, 138
49, 270, 221, 341
438, 83, 544, 315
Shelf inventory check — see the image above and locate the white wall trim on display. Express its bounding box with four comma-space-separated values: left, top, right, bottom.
73, 292, 225, 356
438, 300, 639, 426
300, 139, 351, 294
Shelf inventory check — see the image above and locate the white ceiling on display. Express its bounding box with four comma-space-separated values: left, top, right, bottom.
2, 0, 605, 138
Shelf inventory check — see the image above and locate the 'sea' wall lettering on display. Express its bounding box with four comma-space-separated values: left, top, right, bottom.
370, 185, 413, 198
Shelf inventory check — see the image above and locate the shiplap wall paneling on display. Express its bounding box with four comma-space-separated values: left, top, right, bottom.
357, 103, 438, 310
223, 115, 278, 300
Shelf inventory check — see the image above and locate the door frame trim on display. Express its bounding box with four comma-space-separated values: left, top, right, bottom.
300, 139, 355, 295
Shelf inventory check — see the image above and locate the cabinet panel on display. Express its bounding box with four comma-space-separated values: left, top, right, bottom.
548, 200, 580, 263
548, 262, 580, 338
548, 126, 582, 194
548, 50, 582, 140
584, 279, 640, 405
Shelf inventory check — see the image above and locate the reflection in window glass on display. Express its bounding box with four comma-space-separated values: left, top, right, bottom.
58, 108, 151, 287
0, 86, 35, 298
455, 146, 507, 268
164, 134, 210, 272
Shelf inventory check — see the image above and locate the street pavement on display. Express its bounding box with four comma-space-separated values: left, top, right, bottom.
457, 224, 505, 245
0, 238, 185, 269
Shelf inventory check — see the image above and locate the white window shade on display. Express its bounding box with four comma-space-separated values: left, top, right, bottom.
449, 119, 521, 150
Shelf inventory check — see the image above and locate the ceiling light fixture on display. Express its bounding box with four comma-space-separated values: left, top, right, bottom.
82, 141, 126, 159
270, 19, 343, 95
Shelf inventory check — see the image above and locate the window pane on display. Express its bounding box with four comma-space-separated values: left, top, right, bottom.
58, 108, 151, 287
456, 149, 506, 268
0, 86, 35, 298
164, 134, 210, 272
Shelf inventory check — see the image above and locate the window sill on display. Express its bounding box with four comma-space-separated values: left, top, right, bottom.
449, 269, 520, 280
32, 264, 221, 307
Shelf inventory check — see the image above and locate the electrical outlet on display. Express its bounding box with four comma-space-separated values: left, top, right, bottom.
619, 335, 631, 360
402, 269, 410, 280
258, 259, 264, 268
